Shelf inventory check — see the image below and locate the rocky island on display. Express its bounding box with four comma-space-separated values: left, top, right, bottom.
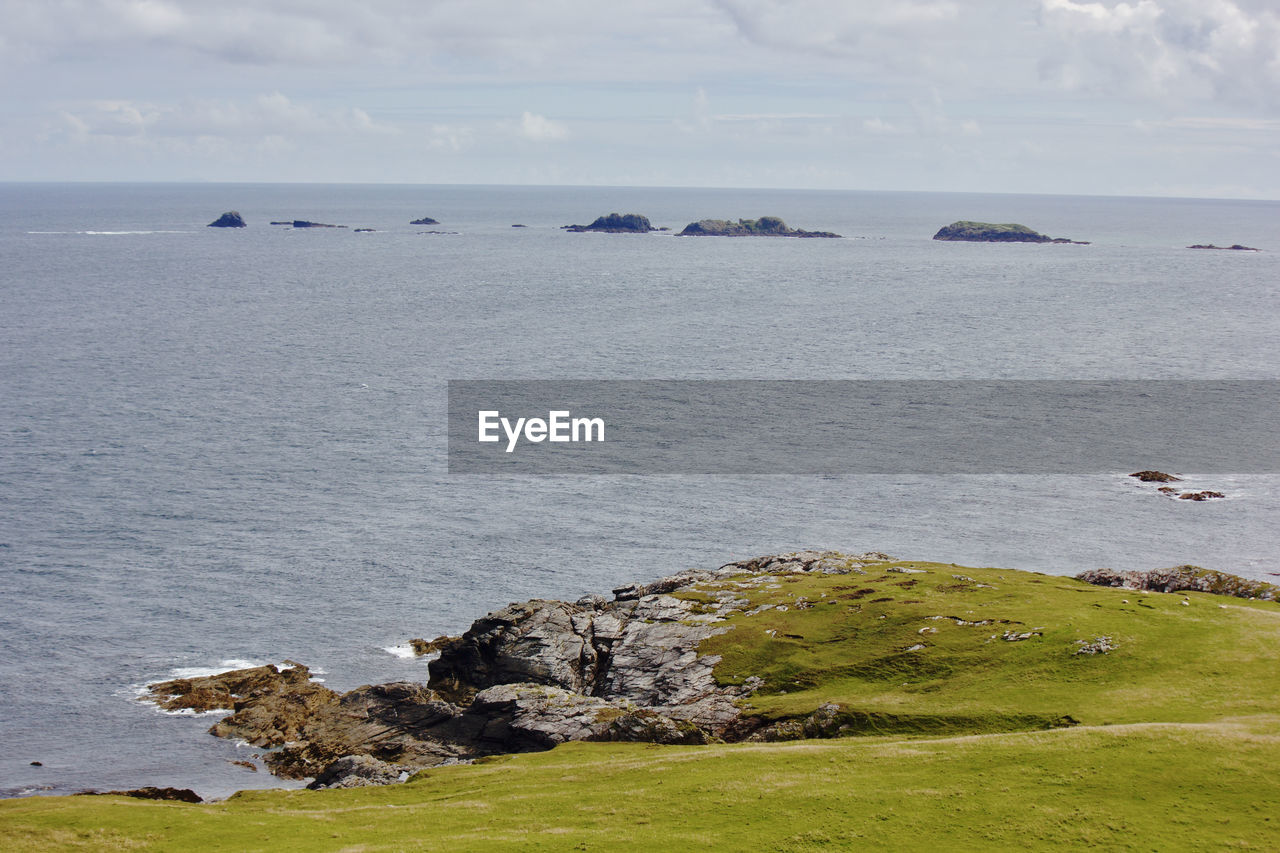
677, 216, 840, 238
562, 213, 658, 233
933, 221, 1087, 244
269, 220, 347, 229
206, 211, 246, 228
410, 216, 440, 226
1188, 243, 1259, 251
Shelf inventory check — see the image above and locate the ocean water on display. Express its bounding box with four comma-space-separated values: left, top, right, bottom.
1, 183, 1277, 800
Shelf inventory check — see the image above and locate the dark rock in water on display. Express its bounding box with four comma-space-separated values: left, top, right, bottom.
1076, 566, 1276, 600
230, 760, 257, 772
1179, 490, 1226, 501
677, 216, 840, 238
289, 220, 346, 229
1188, 244, 1260, 252
1131, 470, 1181, 483
410, 216, 440, 225
1157, 486, 1179, 495
79, 787, 203, 803
354, 228, 376, 232
932, 221, 1087, 244
511, 224, 528, 228
563, 212, 655, 233
207, 211, 246, 228
29, 761, 42, 767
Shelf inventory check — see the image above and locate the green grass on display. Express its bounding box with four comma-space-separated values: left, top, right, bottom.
6, 560, 1280, 851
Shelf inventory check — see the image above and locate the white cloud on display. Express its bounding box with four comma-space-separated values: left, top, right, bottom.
1038, 0, 1280, 108
517, 111, 569, 142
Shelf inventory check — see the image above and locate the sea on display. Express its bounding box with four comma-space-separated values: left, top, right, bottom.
1, 183, 1277, 800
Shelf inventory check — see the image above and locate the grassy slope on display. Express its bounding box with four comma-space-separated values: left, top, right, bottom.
5, 560, 1280, 852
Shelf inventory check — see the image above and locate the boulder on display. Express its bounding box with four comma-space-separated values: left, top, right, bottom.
307, 755, 406, 789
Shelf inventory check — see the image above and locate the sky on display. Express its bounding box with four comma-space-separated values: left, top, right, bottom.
1, 0, 1277, 198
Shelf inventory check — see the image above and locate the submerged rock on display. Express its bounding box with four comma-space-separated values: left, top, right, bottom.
563, 213, 655, 233
677, 216, 840, 238
1179, 490, 1226, 501
269, 220, 347, 229
207, 211, 246, 228
932, 221, 1087, 244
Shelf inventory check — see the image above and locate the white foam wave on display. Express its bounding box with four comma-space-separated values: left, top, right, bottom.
168, 658, 264, 680
382, 644, 417, 659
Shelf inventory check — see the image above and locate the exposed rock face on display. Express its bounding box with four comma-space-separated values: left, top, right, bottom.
563, 213, 655, 233
677, 216, 840, 238
144, 550, 890, 786
207, 211, 246, 228
307, 755, 406, 790
1075, 566, 1278, 601
410, 217, 440, 225
932, 221, 1087, 244
1130, 470, 1181, 483
1188, 244, 1259, 251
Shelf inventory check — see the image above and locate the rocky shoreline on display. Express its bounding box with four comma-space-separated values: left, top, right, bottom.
141, 550, 1279, 792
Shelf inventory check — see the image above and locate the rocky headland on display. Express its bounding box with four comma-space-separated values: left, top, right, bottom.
207, 212, 246, 228
677, 216, 840, 238
932, 221, 1087, 244
141, 550, 1279, 792
562, 213, 658, 233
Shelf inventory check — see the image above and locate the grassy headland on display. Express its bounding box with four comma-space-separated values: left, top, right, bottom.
5, 557, 1279, 851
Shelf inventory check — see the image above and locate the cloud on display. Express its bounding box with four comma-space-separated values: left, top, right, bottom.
517, 111, 568, 142
1038, 0, 1280, 108
45, 92, 396, 144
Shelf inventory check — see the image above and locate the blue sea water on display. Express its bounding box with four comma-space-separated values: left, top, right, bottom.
1, 183, 1277, 799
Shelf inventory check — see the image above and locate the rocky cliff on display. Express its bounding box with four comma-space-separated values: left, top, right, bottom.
144, 551, 887, 788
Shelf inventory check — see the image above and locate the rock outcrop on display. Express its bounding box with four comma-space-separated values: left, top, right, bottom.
1130, 470, 1181, 483
932, 221, 1087, 244
1188, 244, 1259, 251
144, 550, 889, 785
563, 213, 655, 233
677, 216, 840, 238
1075, 566, 1278, 601
207, 211, 246, 228
410, 217, 440, 225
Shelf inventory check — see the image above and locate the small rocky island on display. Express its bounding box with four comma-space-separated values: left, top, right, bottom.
563, 213, 657, 233
207, 211, 246, 228
933, 221, 1087, 244
1188, 243, 1259, 252
410, 217, 439, 226
677, 216, 840, 238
